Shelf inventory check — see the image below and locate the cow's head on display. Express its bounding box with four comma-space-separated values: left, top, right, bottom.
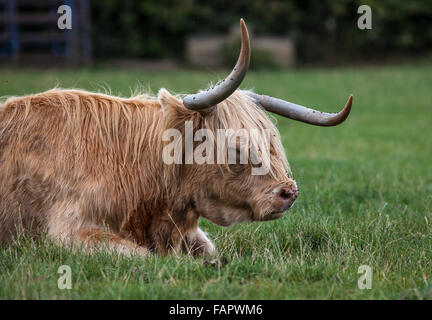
161, 19, 353, 226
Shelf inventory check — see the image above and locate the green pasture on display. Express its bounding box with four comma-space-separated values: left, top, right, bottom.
0, 62, 431, 299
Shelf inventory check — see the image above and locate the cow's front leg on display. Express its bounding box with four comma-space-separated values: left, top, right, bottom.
184, 227, 216, 257
150, 210, 215, 257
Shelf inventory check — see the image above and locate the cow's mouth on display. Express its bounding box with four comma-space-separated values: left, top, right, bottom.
261, 210, 287, 221
260, 200, 297, 221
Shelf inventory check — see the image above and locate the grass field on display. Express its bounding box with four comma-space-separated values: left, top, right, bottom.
0, 62, 431, 299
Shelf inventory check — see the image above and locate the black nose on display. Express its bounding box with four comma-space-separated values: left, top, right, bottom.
278, 187, 299, 209
278, 187, 298, 200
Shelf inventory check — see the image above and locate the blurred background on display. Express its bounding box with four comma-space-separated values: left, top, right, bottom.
0, 0, 431, 69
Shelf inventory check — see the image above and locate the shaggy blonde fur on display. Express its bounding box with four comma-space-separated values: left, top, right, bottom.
0, 88, 296, 256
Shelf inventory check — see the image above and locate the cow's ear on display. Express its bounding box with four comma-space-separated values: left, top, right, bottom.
158, 88, 182, 109
158, 88, 201, 121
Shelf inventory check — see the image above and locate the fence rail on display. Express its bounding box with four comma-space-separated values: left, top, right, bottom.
0, 0, 92, 66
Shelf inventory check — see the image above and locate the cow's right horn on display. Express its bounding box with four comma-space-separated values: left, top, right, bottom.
183, 18, 251, 111
248, 93, 353, 127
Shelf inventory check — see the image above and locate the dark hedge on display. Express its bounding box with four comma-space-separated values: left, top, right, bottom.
91, 0, 432, 64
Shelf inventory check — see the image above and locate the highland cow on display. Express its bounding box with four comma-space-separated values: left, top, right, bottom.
0, 20, 352, 256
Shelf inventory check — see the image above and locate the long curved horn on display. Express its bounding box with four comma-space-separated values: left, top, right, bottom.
248, 92, 353, 127
183, 19, 251, 110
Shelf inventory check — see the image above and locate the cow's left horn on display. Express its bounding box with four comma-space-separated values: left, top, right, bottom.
248, 92, 353, 127
183, 18, 251, 110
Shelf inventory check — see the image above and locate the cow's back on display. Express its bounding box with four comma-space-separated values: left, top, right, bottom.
0, 90, 163, 245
